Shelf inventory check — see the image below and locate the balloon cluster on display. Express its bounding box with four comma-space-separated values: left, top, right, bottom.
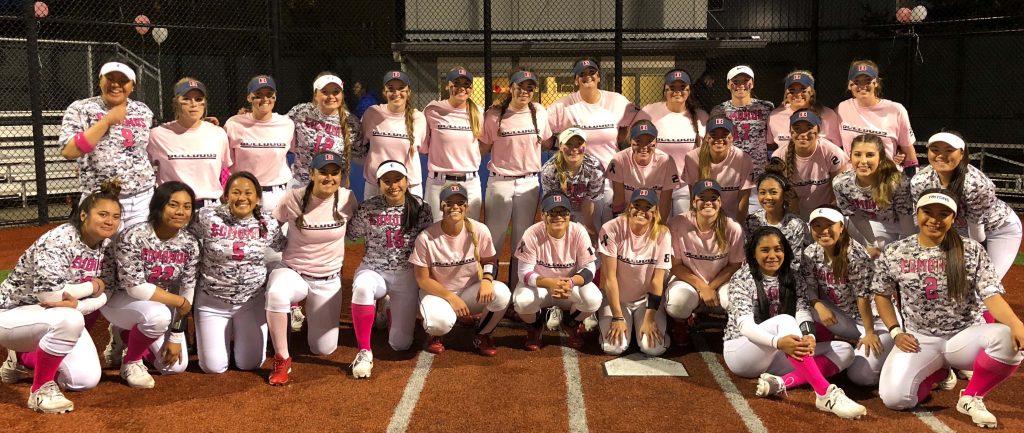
896, 5, 928, 24
134, 15, 169, 45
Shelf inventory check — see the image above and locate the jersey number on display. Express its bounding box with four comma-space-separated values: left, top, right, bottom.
231, 242, 245, 261
923, 276, 939, 300
736, 123, 751, 141
314, 134, 335, 153
147, 266, 175, 284
385, 230, 405, 248
121, 129, 135, 147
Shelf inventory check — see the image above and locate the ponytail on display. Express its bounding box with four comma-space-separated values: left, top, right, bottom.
293, 183, 314, 232
464, 219, 485, 282
697, 135, 714, 179
401, 191, 423, 233
404, 90, 417, 158
467, 98, 482, 139
554, 150, 571, 192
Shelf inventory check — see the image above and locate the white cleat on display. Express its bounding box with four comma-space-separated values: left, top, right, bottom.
957, 369, 974, 380
815, 384, 867, 419
374, 296, 390, 331
2, 349, 32, 384
957, 391, 997, 428
103, 324, 125, 368
290, 306, 305, 332
27, 381, 74, 414
755, 373, 786, 397
351, 349, 374, 379
583, 314, 599, 332
937, 368, 957, 391
545, 307, 563, 331
120, 359, 155, 389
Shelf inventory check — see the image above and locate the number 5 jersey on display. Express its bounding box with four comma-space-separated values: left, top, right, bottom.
190, 205, 285, 304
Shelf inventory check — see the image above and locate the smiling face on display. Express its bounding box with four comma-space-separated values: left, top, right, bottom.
790, 121, 819, 151
100, 72, 134, 106
664, 81, 690, 104
786, 83, 812, 109
225, 177, 260, 219
927, 141, 963, 176
315, 82, 343, 113
708, 128, 732, 154
249, 88, 277, 117
692, 190, 721, 219
543, 207, 571, 233
442, 195, 468, 222
754, 234, 785, 275
757, 177, 784, 213
627, 199, 655, 228
311, 163, 342, 197
809, 218, 843, 249
384, 80, 409, 111
81, 198, 122, 242
848, 75, 878, 102
575, 67, 600, 90
160, 191, 193, 232
917, 203, 955, 242
512, 80, 536, 106
379, 171, 409, 203
728, 75, 753, 99
448, 77, 472, 104
631, 135, 656, 165
560, 136, 586, 164
850, 140, 881, 178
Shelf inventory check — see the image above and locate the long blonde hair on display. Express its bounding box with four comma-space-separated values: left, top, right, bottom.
442, 66, 482, 139
464, 218, 485, 282
625, 201, 666, 241
688, 204, 729, 254
311, 71, 354, 183
851, 133, 901, 209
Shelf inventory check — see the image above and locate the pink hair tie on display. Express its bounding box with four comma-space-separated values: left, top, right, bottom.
73, 132, 95, 154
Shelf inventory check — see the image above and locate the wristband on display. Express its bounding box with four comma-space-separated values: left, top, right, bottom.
482, 274, 494, 282
610, 317, 626, 322
889, 327, 904, 338
74, 132, 96, 154
799, 321, 815, 337
646, 294, 663, 310
574, 268, 594, 286
483, 263, 495, 276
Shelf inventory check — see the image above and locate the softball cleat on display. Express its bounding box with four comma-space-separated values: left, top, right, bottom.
2, 349, 32, 384
268, 354, 292, 386
351, 349, 374, 379
545, 307, 562, 331
27, 381, 73, 414
815, 385, 866, 419
120, 359, 155, 389
937, 368, 957, 391
755, 373, 786, 397
957, 391, 997, 428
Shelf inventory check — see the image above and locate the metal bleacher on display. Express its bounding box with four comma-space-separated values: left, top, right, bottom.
0, 112, 80, 207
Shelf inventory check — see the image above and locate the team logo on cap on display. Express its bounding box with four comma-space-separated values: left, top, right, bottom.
553, 195, 562, 202
674, 72, 682, 78
458, 68, 465, 75
523, 72, 533, 78
392, 71, 402, 78
792, 74, 801, 80
189, 81, 198, 87
582, 61, 590, 66
639, 125, 648, 131
324, 154, 334, 161
858, 65, 868, 72
258, 77, 267, 84
639, 190, 648, 196
451, 185, 460, 192
799, 111, 808, 118
704, 181, 713, 187
715, 119, 724, 125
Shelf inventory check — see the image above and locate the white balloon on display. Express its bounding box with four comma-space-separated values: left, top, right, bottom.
911, 5, 927, 23
153, 27, 168, 45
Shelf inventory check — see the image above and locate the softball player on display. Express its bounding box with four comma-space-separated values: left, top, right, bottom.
356, 70, 426, 198
539, 128, 604, 237
606, 120, 682, 222
422, 67, 484, 221
547, 58, 637, 226
513, 192, 602, 351
665, 180, 744, 342
0, 182, 121, 413
802, 206, 891, 386
745, 170, 809, 253
682, 115, 755, 222
263, 152, 357, 385
100, 181, 199, 389
346, 160, 432, 378
832, 133, 915, 258
767, 71, 841, 148
410, 184, 511, 356
148, 78, 230, 208
910, 131, 1022, 280
874, 190, 1024, 428
635, 69, 708, 214
481, 70, 553, 289
769, 109, 849, 220
223, 75, 296, 213
59, 61, 155, 231
189, 171, 285, 374
836, 60, 918, 169
597, 189, 673, 356
286, 71, 361, 188
723, 226, 865, 419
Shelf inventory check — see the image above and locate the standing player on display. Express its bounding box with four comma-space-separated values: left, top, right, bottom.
422, 67, 484, 221
411, 184, 511, 356
148, 78, 230, 208
356, 70, 427, 198
597, 189, 673, 356
539, 127, 604, 238
911, 131, 1022, 280
682, 115, 755, 221
189, 172, 285, 374
832, 134, 915, 258
874, 190, 1024, 428
606, 120, 682, 221
769, 109, 849, 220
60, 60, 155, 230
767, 71, 841, 148
513, 192, 602, 351
101, 181, 199, 388
723, 226, 865, 419
287, 71, 360, 188
745, 170, 809, 252
836, 60, 918, 169
481, 70, 553, 288
346, 160, 432, 377
0, 182, 121, 413
224, 75, 296, 213
636, 69, 708, 214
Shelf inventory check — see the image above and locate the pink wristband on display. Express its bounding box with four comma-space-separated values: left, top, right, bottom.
73, 132, 95, 154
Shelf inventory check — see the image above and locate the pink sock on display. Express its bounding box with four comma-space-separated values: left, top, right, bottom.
982, 311, 995, 324
916, 367, 949, 403
123, 325, 159, 363
30, 347, 65, 392
785, 355, 832, 396
963, 350, 1021, 397
18, 351, 35, 369
352, 304, 375, 351
782, 355, 840, 391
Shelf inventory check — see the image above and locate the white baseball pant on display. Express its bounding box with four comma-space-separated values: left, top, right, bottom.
592, 178, 615, 229
512, 282, 603, 317
101, 291, 187, 374
419, 281, 511, 336
0, 305, 101, 390
194, 291, 268, 374
722, 314, 854, 379
809, 299, 894, 386
598, 296, 669, 356
425, 172, 482, 222
484, 174, 540, 287
665, 279, 731, 319
984, 212, 1022, 280
351, 265, 420, 351
265, 268, 343, 356
671, 186, 691, 216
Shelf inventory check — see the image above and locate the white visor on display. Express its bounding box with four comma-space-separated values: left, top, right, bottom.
927, 132, 965, 150
809, 207, 844, 224
99, 62, 137, 83
375, 160, 408, 180
727, 65, 754, 80
916, 192, 958, 214
313, 75, 344, 91
558, 127, 587, 145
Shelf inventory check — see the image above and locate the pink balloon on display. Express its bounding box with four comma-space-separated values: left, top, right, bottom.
33, 2, 48, 18
896, 7, 911, 24
134, 15, 150, 35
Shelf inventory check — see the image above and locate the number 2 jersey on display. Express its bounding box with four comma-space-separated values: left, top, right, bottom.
872, 235, 1004, 337
346, 194, 433, 273
113, 222, 200, 304
190, 205, 285, 304
58, 96, 155, 195
0, 224, 112, 309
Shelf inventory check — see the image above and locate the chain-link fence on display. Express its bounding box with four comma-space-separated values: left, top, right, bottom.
2, 0, 1022, 226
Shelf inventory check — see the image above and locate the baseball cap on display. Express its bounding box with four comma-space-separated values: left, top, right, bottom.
785, 72, 814, 89
375, 160, 408, 180
809, 207, 844, 224
383, 70, 411, 86
928, 132, 966, 150
558, 127, 587, 145
99, 62, 137, 83
311, 152, 342, 170
173, 79, 206, 97
727, 65, 754, 80
511, 70, 537, 85
664, 70, 691, 86
790, 109, 822, 127
439, 183, 468, 202
691, 179, 723, 197
573, 59, 599, 76
542, 193, 571, 212
446, 67, 473, 82
707, 115, 734, 133
848, 63, 879, 81
916, 192, 958, 214
630, 188, 658, 207
630, 122, 658, 140
313, 75, 344, 91
247, 75, 276, 93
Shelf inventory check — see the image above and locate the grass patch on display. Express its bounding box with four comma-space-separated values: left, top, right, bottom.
1016, 252, 1024, 267
0, 269, 9, 285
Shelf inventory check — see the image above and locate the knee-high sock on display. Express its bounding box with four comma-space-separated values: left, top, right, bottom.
123, 325, 159, 363
782, 355, 839, 393
30, 348, 65, 392
964, 350, 1021, 397
785, 355, 832, 396
18, 351, 34, 369
916, 367, 949, 403
352, 304, 375, 351
982, 310, 995, 324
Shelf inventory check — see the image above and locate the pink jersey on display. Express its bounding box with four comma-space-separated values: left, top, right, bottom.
836, 98, 916, 158
771, 138, 849, 219
359, 105, 427, 185
596, 217, 672, 302
606, 148, 682, 197
669, 211, 745, 284
481, 103, 552, 176
547, 90, 637, 168
409, 218, 496, 292
148, 121, 230, 200
223, 113, 295, 187
422, 100, 482, 174
514, 221, 596, 279
682, 146, 755, 218
273, 187, 358, 277
767, 105, 841, 147
635, 102, 708, 175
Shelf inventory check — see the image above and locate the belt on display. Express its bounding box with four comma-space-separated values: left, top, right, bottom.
491, 172, 536, 180
300, 271, 340, 281
262, 183, 287, 192
431, 171, 477, 182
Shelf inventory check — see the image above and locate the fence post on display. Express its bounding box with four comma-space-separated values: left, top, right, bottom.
24, 0, 49, 224
483, 0, 492, 107
395, 0, 406, 46
614, 0, 623, 93
270, 0, 281, 82
811, 0, 820, 78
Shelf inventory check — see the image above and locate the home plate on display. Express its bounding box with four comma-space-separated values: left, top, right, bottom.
603, 353, 689, 377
